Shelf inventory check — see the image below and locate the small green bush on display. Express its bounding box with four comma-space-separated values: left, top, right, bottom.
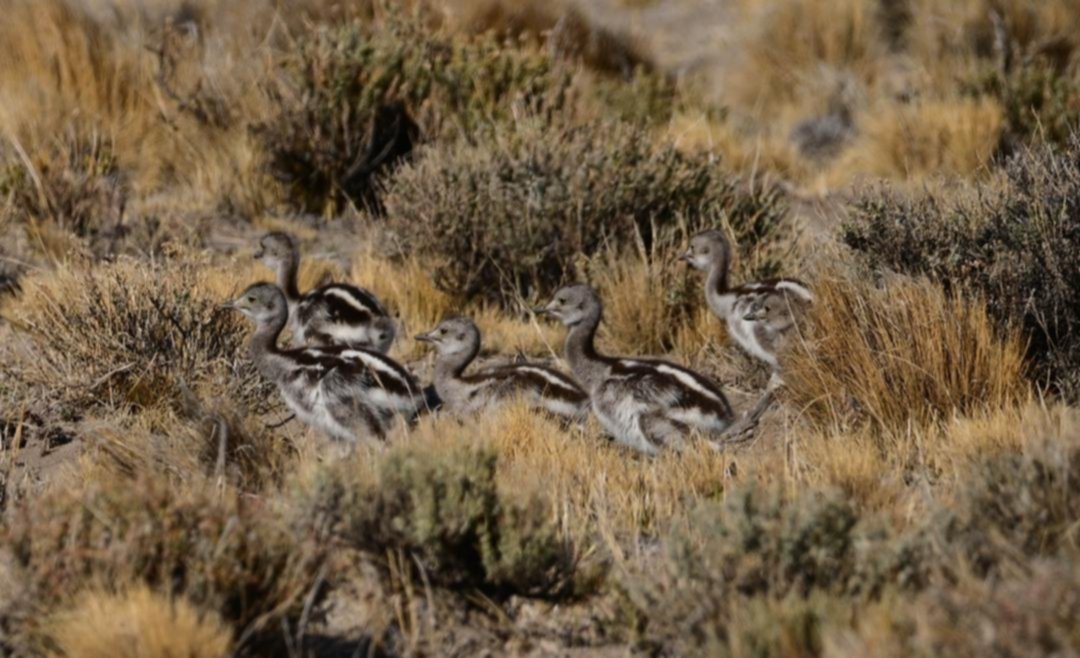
616, 487, 861, 653
255, 13, 565, 214
308, 444, 580, 598
908, 563, 1080, 658
681, 488, 859, 598
944, 433, 1080, 574
2, 473, 325, 653
843, 136, 1080, 398
383, 118, 788, 303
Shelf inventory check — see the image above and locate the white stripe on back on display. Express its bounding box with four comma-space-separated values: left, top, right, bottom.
340, 349, 415, 390
516, 366, 579, 391
323, 287, 380, 314
775, 280, 814, 301
654, 364, 724, 404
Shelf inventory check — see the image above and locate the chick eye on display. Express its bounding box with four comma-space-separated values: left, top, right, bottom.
439, 328, 447, 335
247, 296, 255, 303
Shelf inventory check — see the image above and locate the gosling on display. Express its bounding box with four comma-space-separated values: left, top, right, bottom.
415, 316, 587, 420
681, 230, 812, 373
226, 282, 424, 445
255, 231, 395, 353
540, 284, 736, 455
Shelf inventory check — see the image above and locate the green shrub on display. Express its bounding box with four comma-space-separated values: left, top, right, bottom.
908, 563, 1080, 658
843, 136, 1080, 398
964, 53, 1080, 149
383, 118, 788, 303
613, 424, 1080, 654
685, 488, 860, 598
2, 473, 325, 654
944, 432, 1080, 574
255, 12, 565, 214
835, 564, 1080, 658
616, 487, 861, 653
305, 444, 580, 598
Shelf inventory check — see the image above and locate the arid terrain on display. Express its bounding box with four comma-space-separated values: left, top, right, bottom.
2, 0, 1080, 656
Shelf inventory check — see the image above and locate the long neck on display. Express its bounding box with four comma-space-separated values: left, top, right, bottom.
564, 306, 607, 392
276, 253, 301, 303
431, 341, 478, 407
706, 247, 730, 297
434, 341, 478, 384
248, 312, 289, 380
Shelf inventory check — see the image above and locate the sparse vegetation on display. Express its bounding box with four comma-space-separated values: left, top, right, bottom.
2, 0, 1080, 655
0, 127, 126, 258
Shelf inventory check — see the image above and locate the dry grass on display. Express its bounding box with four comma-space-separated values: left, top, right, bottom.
45, 586, 232, 658
1, 252, 269, 412
706, 0, 1080, 189
0, 0, 282, 214
0, 0, 154, 142
730, 0, 884, 114
589, 237, 716, 359
351, 245, 565, 360
784, 265, 1028, 434
666, 111, 807, 182
829, 97, 1004, 183
386, 402, 736, 551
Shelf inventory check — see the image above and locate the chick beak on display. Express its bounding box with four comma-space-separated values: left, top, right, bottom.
678, 250, 692, 263
414, 331, 434, 344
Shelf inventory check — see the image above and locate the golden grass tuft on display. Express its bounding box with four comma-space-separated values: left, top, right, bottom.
46, 586, 232, 658
397, 402, 735, 550
351, 245, 563, 360
589, 239, 722, 360
784, 266, 1027, 435
666, 111, 807, 182
350, 245, 458, 358
0, 0, 279, 211
828, 97, 1004, 183
729, 0, 883, 114
0, 0, 154, 138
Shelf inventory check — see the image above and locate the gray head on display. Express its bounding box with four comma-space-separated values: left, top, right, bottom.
540, 284, 601, 327
415, 316, 480, 358
369, 316, 397, 354
254, 232, 297, 270
225, 282, 288, 326
680, 230, 730, 273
